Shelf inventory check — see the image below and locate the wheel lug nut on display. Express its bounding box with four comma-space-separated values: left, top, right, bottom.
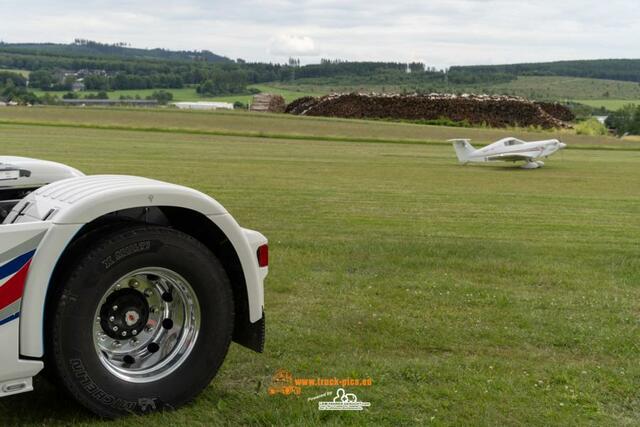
129, 279, 139, 288
121, 331, 127, 337
112, 305, 118, 311
109, 316, 115, 322
130, 338, 138, 345
112, 340, 121, 347
112, 326, 119, 332
132, 329, 138, 335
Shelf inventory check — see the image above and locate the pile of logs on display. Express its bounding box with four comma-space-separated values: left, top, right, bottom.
535, 102, 575, 122
285, 93, 573, 128
250, 94, 286, 113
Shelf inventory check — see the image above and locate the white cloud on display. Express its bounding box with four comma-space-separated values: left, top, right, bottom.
0, 0, 638, 67
269, 34, 318, 57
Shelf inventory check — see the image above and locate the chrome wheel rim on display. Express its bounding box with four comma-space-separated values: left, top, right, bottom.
92, 267, 200, 383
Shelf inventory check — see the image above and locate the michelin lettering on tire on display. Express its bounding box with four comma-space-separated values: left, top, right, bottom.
101, 240, 153, 270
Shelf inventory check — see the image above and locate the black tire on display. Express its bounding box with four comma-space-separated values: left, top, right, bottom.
47, 225, 234, 418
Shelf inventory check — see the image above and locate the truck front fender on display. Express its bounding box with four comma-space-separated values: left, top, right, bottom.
9, 175, 266, 358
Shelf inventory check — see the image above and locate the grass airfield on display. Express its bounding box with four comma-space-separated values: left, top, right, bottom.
0, 107, 638, 426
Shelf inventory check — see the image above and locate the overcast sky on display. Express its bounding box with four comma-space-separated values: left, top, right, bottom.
1, 0, 638, 68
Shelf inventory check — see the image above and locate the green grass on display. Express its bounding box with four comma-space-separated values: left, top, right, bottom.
210, 85, 320, 104
31, 87, 220, 102
0, 68, 30, 77
575, 99, 640, 111
29, 84, 319, 105
250, 84, 319, 103
0, 108, 639, 426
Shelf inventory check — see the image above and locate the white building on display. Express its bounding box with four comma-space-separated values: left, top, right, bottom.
172, 102, 234, 111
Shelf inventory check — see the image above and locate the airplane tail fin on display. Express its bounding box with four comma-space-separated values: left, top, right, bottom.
449, 139, 475, 163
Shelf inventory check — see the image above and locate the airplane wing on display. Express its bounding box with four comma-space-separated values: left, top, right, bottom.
486, 153, 536, 162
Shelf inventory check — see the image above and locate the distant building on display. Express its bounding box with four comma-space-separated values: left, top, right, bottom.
76, 69, 107, 78
71, 81, 85, 92
249, 94, 285, 113
172, 102, 234, 110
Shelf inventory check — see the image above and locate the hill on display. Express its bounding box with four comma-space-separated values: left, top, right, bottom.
0, 40, 231, 63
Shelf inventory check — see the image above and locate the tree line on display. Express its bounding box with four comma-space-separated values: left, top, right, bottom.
451, 59, 640, 83
0, 43, 502, 96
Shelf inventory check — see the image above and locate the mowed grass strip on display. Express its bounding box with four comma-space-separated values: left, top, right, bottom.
0, 120, 638, 426
1, 106, 636, 148
2, 118, 637, 153
0, 117, 449, 147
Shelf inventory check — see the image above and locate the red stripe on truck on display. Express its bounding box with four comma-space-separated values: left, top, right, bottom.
0, 260, 32, 310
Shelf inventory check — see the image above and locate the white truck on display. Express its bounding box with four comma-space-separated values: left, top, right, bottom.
0, 156, 268, 418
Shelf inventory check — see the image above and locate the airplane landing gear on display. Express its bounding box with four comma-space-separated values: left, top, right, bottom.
521, 162, 541, 169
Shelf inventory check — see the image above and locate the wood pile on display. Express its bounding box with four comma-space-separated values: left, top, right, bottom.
285, 93, 573, 128
250, 94, 286, 113
535, 102, 575, 122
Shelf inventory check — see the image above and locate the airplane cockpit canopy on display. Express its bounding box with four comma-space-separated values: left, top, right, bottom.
501, 138, 525, 146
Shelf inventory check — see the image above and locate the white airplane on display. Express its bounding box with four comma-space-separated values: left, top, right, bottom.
450, 137, 567, 169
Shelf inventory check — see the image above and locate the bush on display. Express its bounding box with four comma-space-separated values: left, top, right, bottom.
233, 101, 247, 109
40, 92, 60, 105
83, 91, 109, 100
146, 90, 173, 104
0, 71, 27, 87
0, 82, 40, 104
196, 72, 247, 96
605, 104, 640, 136
575, 118, 608, 136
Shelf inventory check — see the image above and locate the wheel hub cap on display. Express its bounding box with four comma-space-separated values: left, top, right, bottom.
92, 268, 201, 383
125, 310, 140, 326
99, 288, 149, 339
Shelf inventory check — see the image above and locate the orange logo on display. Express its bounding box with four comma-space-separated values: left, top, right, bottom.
268, 369, 302, 396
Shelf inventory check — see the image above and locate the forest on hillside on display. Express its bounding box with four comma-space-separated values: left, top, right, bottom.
452, 59, 640, 83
